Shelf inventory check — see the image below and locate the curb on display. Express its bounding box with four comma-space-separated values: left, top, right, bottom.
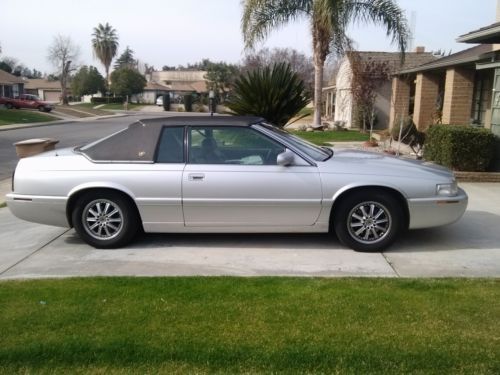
454, 172, 500, 183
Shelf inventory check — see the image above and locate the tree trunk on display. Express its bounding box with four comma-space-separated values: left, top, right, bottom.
312, 55, 324, 128
60, 60, 71, 105
105, 66, 110, 92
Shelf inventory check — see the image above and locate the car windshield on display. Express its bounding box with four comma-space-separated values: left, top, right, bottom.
256, 123, 333, 162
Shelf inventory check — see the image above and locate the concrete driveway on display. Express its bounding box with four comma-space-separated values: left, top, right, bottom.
1, 182, 499, 279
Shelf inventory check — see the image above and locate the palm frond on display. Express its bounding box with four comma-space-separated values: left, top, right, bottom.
91, 23, 119, 78
344, 0, 409, 57
242, 0, 312, 49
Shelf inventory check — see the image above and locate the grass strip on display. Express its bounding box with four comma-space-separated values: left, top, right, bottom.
0, 109, 58, 126
99, 103, 146, 110
0, 277, 498, 373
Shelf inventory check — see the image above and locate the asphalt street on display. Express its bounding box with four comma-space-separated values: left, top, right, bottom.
0, 112, 174, 180
1, 182, 499, 279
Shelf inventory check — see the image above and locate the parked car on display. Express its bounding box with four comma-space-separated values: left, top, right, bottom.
6, 116, 468, 251
156, 96, 163, 106
0, 94, 54, 112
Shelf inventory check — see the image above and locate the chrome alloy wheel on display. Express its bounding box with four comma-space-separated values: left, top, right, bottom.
82, 199, 124, 240
347, 201, 392, 245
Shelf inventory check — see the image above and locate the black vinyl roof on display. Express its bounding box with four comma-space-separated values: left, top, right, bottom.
78, 116, 266, 162
138, 115, 265, 127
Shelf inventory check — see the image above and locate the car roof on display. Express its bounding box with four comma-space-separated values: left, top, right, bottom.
135, 115, 265, 128
79, 115, 267, 163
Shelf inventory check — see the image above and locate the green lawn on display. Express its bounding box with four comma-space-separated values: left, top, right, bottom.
0, 278, 498, 373
0, 109, 58, 126
293, 130, 370, 145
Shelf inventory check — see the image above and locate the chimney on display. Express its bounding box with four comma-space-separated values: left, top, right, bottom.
414, 46, 425, 54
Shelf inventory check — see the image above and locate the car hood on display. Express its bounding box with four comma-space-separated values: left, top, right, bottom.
320, 149, 453, 180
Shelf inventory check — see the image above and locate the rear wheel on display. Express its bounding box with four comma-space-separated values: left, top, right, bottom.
334, 191, 403, 252
38, 106, 44, 112
5, 103, 13, 109
72, 191, 139, 248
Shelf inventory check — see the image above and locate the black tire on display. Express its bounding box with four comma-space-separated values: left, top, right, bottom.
5, 102, 13, 109
333, 191, 403, 252
72, 191, 139, 248
38, 106, 44, 112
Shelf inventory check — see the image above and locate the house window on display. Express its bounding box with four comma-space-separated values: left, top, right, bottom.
471, 70, 493, 127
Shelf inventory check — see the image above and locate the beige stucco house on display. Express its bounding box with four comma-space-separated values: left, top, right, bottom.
326, 50, 435, 129
24, 79, 68, 103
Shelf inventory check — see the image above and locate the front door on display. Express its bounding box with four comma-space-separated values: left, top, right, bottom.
182, 126, 323, 227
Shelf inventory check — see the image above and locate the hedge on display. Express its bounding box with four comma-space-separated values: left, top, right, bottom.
424, 125, 496, 171
90, 97, 125, 104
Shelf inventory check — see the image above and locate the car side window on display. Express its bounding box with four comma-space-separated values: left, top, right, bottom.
188, 126, 285, 165
156, 127, 185, 163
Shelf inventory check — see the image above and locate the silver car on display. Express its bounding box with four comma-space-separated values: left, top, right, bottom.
6, 116, 468, 252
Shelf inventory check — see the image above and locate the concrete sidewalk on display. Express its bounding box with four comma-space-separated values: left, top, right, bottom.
0, 182, 499, 279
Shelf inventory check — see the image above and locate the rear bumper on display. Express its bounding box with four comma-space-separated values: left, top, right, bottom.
6, 193, 69, 227
408, 188, 468, 229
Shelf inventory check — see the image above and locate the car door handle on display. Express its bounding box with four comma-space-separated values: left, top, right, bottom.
188, 173, 205, 181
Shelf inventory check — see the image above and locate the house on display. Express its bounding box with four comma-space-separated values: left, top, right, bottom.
24, 79, 68, 103
0, 69, 24, 98
324, 49, 436, 129
389, 0, 500, 137
149, 70, 208, 97
132, 81, 170, 104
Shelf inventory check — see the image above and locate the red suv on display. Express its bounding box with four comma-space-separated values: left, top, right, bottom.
1, 94, 54, 112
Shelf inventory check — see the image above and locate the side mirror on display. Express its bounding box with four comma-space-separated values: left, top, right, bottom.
277, 150, 295, 166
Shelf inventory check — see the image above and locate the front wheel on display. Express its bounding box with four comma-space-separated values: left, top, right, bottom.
72, 191, 139, 248
38, 106, 44, 112
5, 103, 13, 109
333, 191, 403, 252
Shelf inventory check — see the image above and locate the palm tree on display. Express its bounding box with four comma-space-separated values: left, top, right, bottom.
91, 23, 119, 87
242, 0, 409, 127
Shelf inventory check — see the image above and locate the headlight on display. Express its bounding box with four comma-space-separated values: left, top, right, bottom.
436, 181, 458, 196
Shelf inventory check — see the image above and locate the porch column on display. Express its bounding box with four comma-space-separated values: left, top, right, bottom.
325, 92, 330, 118
413, 72, 440, 130
389, 76, 411, 129
442, 67, 475, 124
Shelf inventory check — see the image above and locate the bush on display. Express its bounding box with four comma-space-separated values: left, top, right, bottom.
424, 125, 496, 171
183, 94, 193, 112
226, 63, 311, 127
162, 94, 170, 111
91, 97, 124, 104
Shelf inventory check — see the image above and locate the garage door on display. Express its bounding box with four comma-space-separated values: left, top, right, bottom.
44, 91, 61, 103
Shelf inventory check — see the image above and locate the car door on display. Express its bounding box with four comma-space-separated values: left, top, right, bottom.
182, 126, 323, 227
21, 95, 35, 109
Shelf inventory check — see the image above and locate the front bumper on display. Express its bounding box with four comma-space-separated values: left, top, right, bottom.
407, 188, 468, 229
6, 193, 69, 227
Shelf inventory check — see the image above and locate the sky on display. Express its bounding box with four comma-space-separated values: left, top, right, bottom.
0, 0, 498, 75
